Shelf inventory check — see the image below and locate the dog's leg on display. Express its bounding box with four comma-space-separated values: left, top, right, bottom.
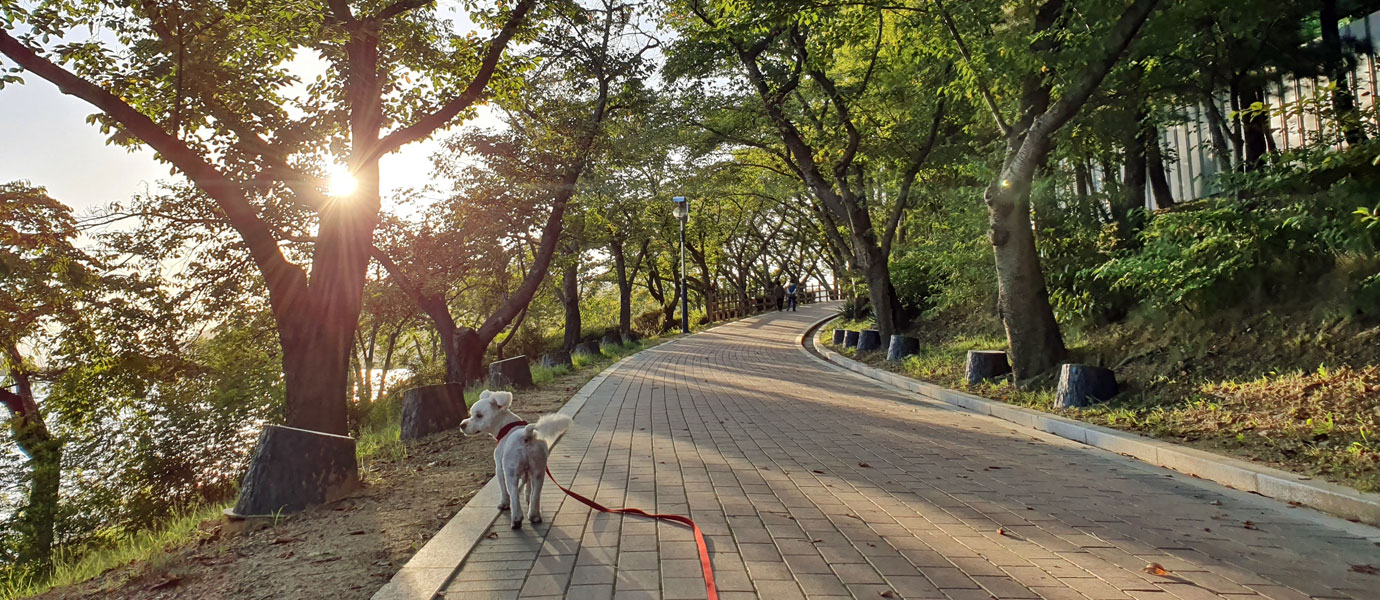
495, 455, 510, 511
527, 468, 545, 524
506, 467, 524, 529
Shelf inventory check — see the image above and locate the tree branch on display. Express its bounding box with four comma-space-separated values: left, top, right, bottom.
368, 0, 536, 161
0, 29, 306, 301
931, 0, 1010, 136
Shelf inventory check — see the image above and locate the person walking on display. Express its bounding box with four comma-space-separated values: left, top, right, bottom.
771, 281, 786, 311
786, 281, 799, 311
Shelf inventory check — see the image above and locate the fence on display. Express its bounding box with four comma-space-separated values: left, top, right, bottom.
704, 283, 840, 323
1093, 11, 1380, 207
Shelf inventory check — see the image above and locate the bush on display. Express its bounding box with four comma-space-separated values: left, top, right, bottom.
1093, 193, 1368, 312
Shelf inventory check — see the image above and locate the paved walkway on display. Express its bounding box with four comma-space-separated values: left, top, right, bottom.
437, 304, 1380, 600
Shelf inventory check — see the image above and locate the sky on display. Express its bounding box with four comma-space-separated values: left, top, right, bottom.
0, 2, 488, 215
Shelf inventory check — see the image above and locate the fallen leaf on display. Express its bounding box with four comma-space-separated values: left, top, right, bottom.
272, 537, 303, 545
858, 462, 872, 468
349, 530, 366, 535
1144, 562, 1171, 577
879, 591, 896, 598
1208, 500, 1222, 506
1350, 564, 1379, 575
486, 532, 499, 539
812, 469, 826, 474
1243, 521, 1258, 530
996, 527, 1006, 536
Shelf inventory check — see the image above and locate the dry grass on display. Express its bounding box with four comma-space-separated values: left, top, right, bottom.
820, 310, 1380, 493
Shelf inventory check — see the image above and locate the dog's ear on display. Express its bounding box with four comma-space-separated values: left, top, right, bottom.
479, 390, 492, 400
492, 391, 513, 408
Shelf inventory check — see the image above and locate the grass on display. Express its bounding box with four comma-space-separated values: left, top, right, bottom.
3, 321, 711, 600
0, 503, 227, 600
820, 307, 1380, 493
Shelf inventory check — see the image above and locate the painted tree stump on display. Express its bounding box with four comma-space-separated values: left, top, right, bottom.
229, 425, 359, 518
540, 350, 573, 369
400, 383, 468, 441
574, 340, 601, 356
1055, 364, 1118, 408
601, 332, 624, 348
857, 329, 883, 352
887, 335, 920, 361
831, 329, 846, 345
964, 350, 1011, 385
489, 355, 535, 390
843, 330, 860, 348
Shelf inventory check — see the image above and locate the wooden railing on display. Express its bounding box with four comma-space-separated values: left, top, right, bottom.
704, 283, 840, 323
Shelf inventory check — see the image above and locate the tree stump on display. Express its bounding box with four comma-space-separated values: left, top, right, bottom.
857, 329, 883, 352
229, 425, 359, 517
625, 331, 641, 343
574, 340, 601, 356
540, 350, 573, 369
831, 329, 846, 345
964, 350, 1011, 385
400, 383, 468, 441
887, 335, 920, 361
601, 332, 624, 348
1055, 364, 1119, 408
843, 330, 860, 348
489, 355, 535, 390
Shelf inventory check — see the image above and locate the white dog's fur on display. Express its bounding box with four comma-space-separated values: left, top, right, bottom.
459, 390, 572, 528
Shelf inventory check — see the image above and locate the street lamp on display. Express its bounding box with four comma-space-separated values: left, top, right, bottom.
672, 196, 690, 334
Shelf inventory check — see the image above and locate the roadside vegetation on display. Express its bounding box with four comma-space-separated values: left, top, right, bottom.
5, 0, 1380, 596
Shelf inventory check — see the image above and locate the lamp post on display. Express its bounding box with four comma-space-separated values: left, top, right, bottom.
672, 196, 690, 334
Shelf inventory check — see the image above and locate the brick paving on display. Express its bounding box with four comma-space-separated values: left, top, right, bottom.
435, 304, 1380, 600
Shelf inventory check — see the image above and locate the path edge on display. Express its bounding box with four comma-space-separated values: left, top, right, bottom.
369, 351, 642, 600
798, 313, 1380, 529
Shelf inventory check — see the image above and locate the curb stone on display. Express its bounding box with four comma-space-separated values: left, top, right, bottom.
798, 313, 1380, 529
369, 349, 648, 600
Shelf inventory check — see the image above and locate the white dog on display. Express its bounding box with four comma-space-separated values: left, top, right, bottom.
460, 390, 572, 528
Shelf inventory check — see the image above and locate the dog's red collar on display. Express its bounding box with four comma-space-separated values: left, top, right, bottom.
496, 420, 528, 443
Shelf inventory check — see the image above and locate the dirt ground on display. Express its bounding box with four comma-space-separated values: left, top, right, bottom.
34, 375, 589, 600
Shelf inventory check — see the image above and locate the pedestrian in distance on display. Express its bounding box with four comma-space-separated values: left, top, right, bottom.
786, 281, 798, 311
771, 281, 786, 311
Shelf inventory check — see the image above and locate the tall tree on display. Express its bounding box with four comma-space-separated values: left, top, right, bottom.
374, 0, 656, 381
0, 1, 539, 509
936, 0, 1161, 378
671, 1, 950, 337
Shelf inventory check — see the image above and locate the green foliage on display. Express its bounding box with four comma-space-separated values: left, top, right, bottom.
1094, 185, 1377, 313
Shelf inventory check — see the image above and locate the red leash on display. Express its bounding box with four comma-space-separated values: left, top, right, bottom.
497, 421, 717, 599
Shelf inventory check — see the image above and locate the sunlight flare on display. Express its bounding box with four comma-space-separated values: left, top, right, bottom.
326, 165, 357, 198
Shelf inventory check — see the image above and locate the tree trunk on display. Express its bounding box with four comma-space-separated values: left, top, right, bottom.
561, 247, 582, 350
1, 365, 60, 567
1074, 162, 1090, 200
1144, 123, 1176, 208
857, 237, 905, 338
1322, 0, 1366, 144
1119, 110, 1148, 238
440, 325, 485, 384
611, 239, 633, 338
985, 174, 1068, 380
1240, 80, 1270, 169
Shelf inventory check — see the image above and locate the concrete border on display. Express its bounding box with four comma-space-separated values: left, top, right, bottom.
799, 313, 1380, 529
370, 351, 644, 600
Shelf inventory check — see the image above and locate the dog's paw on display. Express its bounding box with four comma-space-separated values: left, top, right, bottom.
529, 515, 543, 524
511, 518, 523, 529
497, 503, 510, 511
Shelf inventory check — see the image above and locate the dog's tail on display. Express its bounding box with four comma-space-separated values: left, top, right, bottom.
524, 414, 572, 444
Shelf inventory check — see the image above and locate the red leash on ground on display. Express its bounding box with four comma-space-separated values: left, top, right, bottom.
496, 420, 717, 599
545, 467, 717, 600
